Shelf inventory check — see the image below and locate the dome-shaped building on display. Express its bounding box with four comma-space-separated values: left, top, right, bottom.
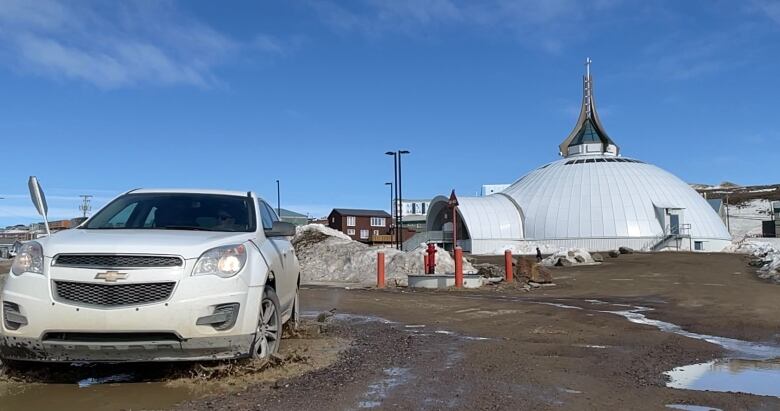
426, 61, 731, 254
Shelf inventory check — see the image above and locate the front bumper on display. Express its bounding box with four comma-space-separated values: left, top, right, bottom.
0, 269, 264, 363
0, 334, 255, 362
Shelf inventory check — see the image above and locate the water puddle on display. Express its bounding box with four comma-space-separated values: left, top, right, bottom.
357, 367, 412, 408
603, 307, 780, 359
0, 379, 193, 411
665, 358, 780, 398
666, 404, 722, 411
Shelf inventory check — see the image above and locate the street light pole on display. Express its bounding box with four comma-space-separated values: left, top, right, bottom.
385, 152, 398, 249
398, 150, 410, 250
384, 181, 393, 225
276, 180, 281, 218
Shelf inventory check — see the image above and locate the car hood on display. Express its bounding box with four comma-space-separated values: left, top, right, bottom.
38, 229, 256, 259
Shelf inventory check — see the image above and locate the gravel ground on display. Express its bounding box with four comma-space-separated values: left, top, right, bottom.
182, 252, 780, 410
3, 253, 780, 410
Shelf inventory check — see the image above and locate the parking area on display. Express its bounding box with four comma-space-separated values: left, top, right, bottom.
2, 252, 780, 410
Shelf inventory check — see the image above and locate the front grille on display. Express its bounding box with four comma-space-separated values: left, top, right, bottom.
53, 281, 176, 307
54, 254, 183, 268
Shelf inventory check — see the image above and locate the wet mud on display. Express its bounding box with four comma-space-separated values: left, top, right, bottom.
0, 321, 349, 411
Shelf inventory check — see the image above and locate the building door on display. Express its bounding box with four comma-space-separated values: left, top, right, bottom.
670, 214, 680, 235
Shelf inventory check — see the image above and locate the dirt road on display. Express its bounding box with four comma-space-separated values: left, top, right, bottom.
3, 253, 780, 410
182, 252, 780, 410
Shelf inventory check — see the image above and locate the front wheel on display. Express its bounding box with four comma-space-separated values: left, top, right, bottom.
251, 287, 281, 360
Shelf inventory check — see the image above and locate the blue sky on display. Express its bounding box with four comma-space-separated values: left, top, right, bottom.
1, 0, 779, 226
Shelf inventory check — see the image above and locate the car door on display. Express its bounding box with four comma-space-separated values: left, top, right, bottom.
259, 200, 297, 313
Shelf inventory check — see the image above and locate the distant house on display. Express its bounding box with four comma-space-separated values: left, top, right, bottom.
328, 209, 392, 243
278, 208, 308, 226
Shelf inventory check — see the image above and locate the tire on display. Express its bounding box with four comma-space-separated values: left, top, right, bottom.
251, 287, 282, 360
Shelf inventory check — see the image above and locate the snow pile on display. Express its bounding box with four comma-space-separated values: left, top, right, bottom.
491, 243, 558, 256
292, 224, 475, 285
731, 241, 780, 282
541, 248, 595, 267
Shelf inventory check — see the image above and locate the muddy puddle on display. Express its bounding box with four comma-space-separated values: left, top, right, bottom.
540, 298, 780, 399
666, 358, 780, 398
0, 323, 349, 411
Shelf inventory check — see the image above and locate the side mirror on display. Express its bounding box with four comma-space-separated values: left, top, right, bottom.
265, 221, 295, 237
28, 176, 50, 235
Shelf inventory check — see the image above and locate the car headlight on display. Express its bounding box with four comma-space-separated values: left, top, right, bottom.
193, 244, 248, 278
11, 242, 44, 276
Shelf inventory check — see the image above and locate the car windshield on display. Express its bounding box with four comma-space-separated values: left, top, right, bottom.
83, 193, 256, 232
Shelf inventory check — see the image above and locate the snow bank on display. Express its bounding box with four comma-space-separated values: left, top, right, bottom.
541, 248, 595, 267
491, 243, 558, 256
292, 224, 475, 286
731, 241, 780, 282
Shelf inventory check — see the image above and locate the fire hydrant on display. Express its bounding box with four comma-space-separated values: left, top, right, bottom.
426, 243, 437, 274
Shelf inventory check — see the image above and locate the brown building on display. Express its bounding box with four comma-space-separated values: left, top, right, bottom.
327, 209, 392, 244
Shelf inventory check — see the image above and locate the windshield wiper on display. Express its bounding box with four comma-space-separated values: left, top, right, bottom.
159, 226, 214, 231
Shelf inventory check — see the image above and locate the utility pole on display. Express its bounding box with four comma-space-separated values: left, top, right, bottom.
725, 194, 730, 234
79, 195, 93, 218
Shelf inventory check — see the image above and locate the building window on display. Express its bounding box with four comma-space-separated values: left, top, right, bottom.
411, 203, 417, 214
331, 217, 335, 223
694, 241, 704, 251
421, 203, 426, 214
347, 216, 356, 227
347, 229, 356, 236
373, 230, 379, 236
360, 229, 369, 239
370, 217, 386, 227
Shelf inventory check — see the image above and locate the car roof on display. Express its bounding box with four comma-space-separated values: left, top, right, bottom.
128, 188, 252, 197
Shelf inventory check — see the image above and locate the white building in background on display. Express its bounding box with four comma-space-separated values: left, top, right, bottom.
481, 184, 510, 196
395, 199, 430, 217
426, 60, 732, 255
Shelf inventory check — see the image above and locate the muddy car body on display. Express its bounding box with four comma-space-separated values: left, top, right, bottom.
0, 188, 300, 363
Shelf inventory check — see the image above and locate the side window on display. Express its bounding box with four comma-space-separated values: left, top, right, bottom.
265, 203, 280, 222
143, 207, 157, 227
107, 203, 138, 228
259, 201, 273, 230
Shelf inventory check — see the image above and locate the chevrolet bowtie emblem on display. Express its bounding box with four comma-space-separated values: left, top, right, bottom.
95, 271, 129, 282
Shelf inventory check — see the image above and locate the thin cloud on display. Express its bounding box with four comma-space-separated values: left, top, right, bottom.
306, 0, 624, 51
0, 0, 286, 89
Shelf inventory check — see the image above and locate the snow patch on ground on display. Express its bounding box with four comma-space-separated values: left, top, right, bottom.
293, 224, 476, 286
491, 243, 558, 256
730, 241, 780, 282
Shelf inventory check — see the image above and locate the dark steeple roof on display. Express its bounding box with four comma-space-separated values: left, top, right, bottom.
559, 59, 619, 157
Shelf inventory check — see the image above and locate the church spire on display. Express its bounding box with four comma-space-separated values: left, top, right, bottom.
558, 58, 619, 158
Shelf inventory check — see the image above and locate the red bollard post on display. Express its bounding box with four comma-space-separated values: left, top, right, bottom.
423, 254, 430, 274
377, 252, 385, 288
504, 249, 513, 283
454, 246, 463, 288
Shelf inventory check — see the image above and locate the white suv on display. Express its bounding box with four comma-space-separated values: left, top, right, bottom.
1, 188, 300, 363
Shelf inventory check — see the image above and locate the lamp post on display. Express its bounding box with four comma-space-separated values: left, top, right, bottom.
385, 152, 398, 249
384, 181, 393, 225
276, 180, 281, 218
397, 150, 410, 250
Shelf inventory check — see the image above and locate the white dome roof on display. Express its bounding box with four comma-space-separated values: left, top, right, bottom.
500, 154, 730, 242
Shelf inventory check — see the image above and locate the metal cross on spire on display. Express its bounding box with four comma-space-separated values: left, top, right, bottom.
584, 57, 593, 118
585, 57, 591, 78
